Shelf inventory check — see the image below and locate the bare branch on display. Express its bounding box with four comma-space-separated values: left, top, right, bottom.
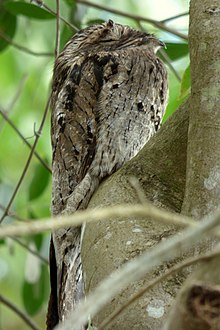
6, 75, 28, 113
127, 177, 148, 204
0, 203, 194, 238
0, 203, 28, 222
76, 0, 188, 40
0, 75, 27, 133
55, 0, 61, 58
0, 32, 53, 57
10, 237, 49, 264
159, 48, 182, 81
1, 201, 220, 240
0, 94, 51, 224
0, 107, 51, 173
160, 12, 189, 23
0, 294, 40, 330
33, 0, 79, 31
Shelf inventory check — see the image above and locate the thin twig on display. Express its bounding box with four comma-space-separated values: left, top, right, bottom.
6, 75, 28, 113
0, 108, 51, 173
33, 0, 79, 31
0, 294, 40, 330
55, 0, 61, 58
159, 48, 182, 81
0, 75, 28, 133
128, 176, 148, 204
10, 237, 49, 264
1, 201, 220, 240
0, 203, 27, 222
0, 75, 27, 135
1, 202, 220, 240
76, 0, 188, 40
0, 32, 53, 57
99, 248, 220, 329
160, 12, 189, 23
0, 203, 194, 238
0, 94, 51, 224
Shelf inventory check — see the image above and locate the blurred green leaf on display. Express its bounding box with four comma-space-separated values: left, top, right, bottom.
165, 42, 189, 61
22, 264, 48, 315
28, 163, 50, 201
69, 2, 82, 29
28, 202, 51, 219
4, 1, 55, 20
0, 9, 17, 52
64, 0, 76, 7
179, 64, 191, 100
163, 72, 183, 122
32, 233, 44, 251
86, 19, 105, 26
28, 209, 39, 220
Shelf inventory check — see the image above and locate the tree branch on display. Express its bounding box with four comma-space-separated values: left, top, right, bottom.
0, 94, 51, 223
160, 12, 189, 23
0, 203, 195, 239
34, 0, 79, 31
0, 294, 40, 330
0, 203, 28, 222
0, 32, 53, 57
55, 0, 61, 58
0, 107, 51, 173
76, 0, 188, 40
10, 237, 48, 264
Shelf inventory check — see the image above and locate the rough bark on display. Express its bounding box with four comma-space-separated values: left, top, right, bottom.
182, 0, 220, 217
164, 0, 220, 328
81, 101, 189, 329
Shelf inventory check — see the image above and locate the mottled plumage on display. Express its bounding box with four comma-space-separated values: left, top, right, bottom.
47, 20, 168, 329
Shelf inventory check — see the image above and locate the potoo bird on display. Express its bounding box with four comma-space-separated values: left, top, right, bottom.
47, 20, 168, 329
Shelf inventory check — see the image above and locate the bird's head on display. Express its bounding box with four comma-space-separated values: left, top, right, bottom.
64, 20, 165, 54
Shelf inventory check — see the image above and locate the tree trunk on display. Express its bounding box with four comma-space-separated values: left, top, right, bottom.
182, 0, 220, 218
164, 0, 220, 328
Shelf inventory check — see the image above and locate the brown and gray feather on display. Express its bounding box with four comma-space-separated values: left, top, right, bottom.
47, 20, 168, 329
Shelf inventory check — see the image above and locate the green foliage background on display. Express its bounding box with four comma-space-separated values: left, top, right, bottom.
0, 0, 190, 328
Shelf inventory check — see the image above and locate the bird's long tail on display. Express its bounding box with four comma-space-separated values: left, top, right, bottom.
47, 173, 99, 329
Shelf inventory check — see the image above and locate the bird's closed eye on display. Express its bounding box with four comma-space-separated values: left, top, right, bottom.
99, 39, 117, 43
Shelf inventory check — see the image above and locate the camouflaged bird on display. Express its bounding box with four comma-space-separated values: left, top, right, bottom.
47, 19, 168, 329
